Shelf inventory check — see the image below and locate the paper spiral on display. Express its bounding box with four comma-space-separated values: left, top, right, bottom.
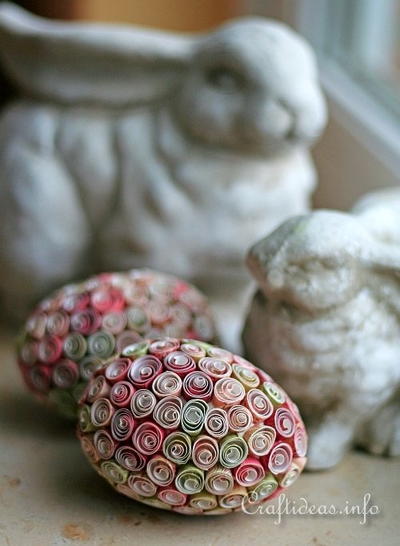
153, 396, 183, 429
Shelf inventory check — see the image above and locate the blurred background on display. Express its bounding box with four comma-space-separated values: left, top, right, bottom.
9, 0, 400, 210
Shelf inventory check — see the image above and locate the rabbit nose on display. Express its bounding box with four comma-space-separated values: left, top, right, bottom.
246, 99, 294, 141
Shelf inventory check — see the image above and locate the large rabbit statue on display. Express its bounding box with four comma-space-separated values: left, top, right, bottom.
243, 191, 400, 469
0, 3, 326, 348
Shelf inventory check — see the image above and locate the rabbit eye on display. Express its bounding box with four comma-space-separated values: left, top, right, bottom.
205, 66, 243, 91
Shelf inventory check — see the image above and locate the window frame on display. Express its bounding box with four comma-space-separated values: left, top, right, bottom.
287, 0, 400, 179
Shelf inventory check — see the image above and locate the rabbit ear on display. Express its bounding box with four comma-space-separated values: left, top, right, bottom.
0, 3, 196, 105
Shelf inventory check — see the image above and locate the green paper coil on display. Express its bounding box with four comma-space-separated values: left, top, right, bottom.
175, 465, 205, 494
219, 434, 248, 469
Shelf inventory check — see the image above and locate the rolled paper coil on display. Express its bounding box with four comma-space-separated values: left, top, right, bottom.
227, 405, 253, 433
126, 306, 150, 332
104, 358, 131, 383
234, 457, 265, 488
158, 487, 187, 506
132, 422, 164, 455
219, 434, 248, 469
46, 310, 70, 336
245, 389, 273, 420
128, 474, 157, 498
79, 355, 104, 382
115, 331, 142, 353
19, 340, 38, 366
205, 466, 234, 495
86, 375, 110, 403
198, 357, 232, 380
262, 381, 286, 406
28, 365, 51, 392
192, 435, 219, 470
78, 404, 96, 432
153, 396, 183, 429
268, 443, 293, 475
231, 364, 260, 390
122, 341, 149, 359
206, 346, 233, 363
87, 330, 115, 359
130, 389, 157, 418
182, 371, 213, 400
148, 301, 171, 325
94, 429, 116, 459
63, 332, 87, 360
146, 455, 176, 486
26, 313, 47, 339
115, 446, 147, 472
161, 351, 197, 375
248, 474, 278, 503
180, 342, 206, 361
70, 309, 101, 335
218, 486, 248, 509
100, 461, 128, 485
91, 287, 125, 313
175, 465, 205, 495
128, 355, 162, 388
244, 425, 276, 457
115, 483, 141, 501
213, 378, 245, 407
90, 397, 115, 427
279, 460, 303, 488
149, 338, 180, 359
274, 407, 296, 438
168, 304, 192, 329
38, 335, 63, 364
294, 424, 308, 457
79, 434, 99, 464
189, 491, 218, 511
181, 399, 208, 435
101, 311, 127, 335
163, 431, 192, 465
110, 408, 136, 441
52, 359, 79, 389
110, 381, 135, 407
152, 371, 182, 397
204, 408, 229, 438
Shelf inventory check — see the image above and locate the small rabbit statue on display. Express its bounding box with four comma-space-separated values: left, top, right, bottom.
0, 4, 326, 348
243, 192, 400, 469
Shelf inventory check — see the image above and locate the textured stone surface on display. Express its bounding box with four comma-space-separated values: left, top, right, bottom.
0, 4, 326, 349
243, 188, 400, 470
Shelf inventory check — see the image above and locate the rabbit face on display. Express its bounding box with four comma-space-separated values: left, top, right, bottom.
175, 19, 327, 155
247, 212, 371, 312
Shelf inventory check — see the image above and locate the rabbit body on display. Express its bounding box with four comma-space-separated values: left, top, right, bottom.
0, 5, 326, 350
243, 206, 400, 468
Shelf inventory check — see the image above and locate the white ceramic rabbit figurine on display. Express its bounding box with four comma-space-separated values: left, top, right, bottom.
243, 194, 400, 469
0, 4, 326, 349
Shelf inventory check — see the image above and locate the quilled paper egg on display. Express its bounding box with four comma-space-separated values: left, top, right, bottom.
17, 270, 216, 418
77, 338, 307, 515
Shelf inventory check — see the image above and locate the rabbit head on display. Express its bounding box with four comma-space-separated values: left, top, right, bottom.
175, 18, 327, 155
246, 210, 389, 312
